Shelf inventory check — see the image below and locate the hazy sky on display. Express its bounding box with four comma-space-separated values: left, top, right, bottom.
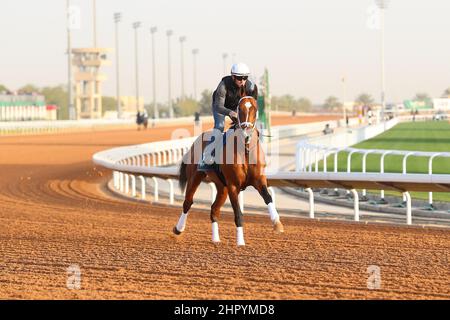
1, 0, 450, 104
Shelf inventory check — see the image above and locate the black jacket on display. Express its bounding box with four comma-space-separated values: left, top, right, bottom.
212, 76, 258, 116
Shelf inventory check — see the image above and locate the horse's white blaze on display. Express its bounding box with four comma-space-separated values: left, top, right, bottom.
176, 212, 188, 232
244, 102, 252, 108
268, 202, 280, 224
212, 222, 220, 242
236, 227, 245, 246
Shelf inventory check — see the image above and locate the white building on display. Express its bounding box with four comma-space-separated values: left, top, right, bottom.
0, 94, 56, 121
433, 98, 450, 111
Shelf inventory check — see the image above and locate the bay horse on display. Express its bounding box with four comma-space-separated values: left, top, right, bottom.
173, 96, 284, 246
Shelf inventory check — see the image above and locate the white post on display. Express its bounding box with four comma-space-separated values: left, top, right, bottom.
380, 151, 391, 200
428, 153, 440, 206
152, 177, 159, 202
157, 152, 162, 166
168, 149, 173, 164
351, 189, 359, 222
347, 150, 358, 173
119, 172, 124, 192
403, 192, 412, 225
168, 179, 174, 205
130, 175, 136, 197
124, 174, 129, 194
139, 175, 146, 200
402, 152, 414, 202
346, 150, 357, 197
295, 145, 303, 172
113, 171, 119, 189
306, 188, 314, 218
314, 149, 319, 173
362, 150, 372, 199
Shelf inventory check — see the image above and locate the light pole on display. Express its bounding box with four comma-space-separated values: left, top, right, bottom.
192, 49, 199, 101
376, 0, 389, 129
114, 13, 122, 119
133, 22, 141, 113
66, 0, 75, 120
342, 76, 347, 127
179, 36, 186, 100
150, 27, 158, 119
222, 53, 228, 75
93, 0, 97, 47
167, 30, 174, 118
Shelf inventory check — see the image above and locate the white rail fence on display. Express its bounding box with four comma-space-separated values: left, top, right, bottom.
93, 120, 450, 227
295, 118, 450, 208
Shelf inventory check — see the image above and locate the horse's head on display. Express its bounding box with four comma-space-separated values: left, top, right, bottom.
235, 96, 258, 142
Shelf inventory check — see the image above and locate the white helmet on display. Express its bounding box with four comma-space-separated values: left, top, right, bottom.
231, 63, 250, 76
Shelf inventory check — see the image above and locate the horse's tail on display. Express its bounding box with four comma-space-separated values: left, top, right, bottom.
179, 159, 188, 191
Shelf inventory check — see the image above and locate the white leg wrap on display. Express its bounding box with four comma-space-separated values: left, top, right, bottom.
236, 227, 245, 246
212, 222, 220, 243
176, 212, 188, 232
268, 202, 280, 224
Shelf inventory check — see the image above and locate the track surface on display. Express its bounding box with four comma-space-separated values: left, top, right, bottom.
1, 115, 449, 299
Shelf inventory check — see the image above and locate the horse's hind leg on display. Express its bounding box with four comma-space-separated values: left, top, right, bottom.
227, 185, 245, 246
254, 180, 284, 233
173, 171, 204, 235
210, 184, 228, 243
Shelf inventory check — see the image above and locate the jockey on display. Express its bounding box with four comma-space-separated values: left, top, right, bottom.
198, 62, 258, 170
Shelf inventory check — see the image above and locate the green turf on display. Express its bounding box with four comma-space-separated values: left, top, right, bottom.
317, 121, 450, 202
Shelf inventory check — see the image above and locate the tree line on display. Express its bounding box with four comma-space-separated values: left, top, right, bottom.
1, 83, 450, 119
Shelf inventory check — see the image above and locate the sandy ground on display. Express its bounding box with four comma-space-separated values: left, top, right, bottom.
0, 115, 449, 300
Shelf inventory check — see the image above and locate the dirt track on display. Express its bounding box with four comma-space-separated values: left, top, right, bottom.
0, 115, 449, 300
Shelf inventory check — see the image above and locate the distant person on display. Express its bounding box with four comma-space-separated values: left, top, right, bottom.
367, 109, 373, 125
323, 123, 334, 135
194, 112, 200, 126
136, 111, 149, 130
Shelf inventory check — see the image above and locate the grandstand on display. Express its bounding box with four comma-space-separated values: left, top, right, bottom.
0, 94, 57, 121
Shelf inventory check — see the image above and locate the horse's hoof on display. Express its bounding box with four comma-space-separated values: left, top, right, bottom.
173, 226, 183, 235
273, 221, 284, 233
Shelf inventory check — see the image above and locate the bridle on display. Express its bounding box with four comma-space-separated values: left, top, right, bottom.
235, 96, 258, 144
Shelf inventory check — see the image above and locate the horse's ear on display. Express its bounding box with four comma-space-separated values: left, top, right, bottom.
253, 84, 258, 99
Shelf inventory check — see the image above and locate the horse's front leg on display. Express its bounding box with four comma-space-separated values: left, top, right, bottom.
254, 180, 284, 233
227, 185, 245, 246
